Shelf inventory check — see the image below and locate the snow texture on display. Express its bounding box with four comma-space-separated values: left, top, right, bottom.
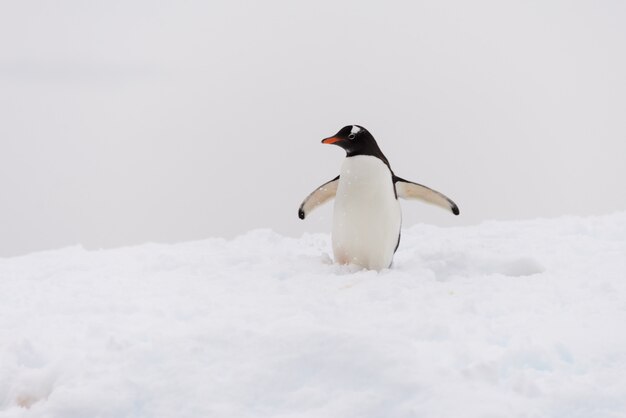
1, 213, 626, 417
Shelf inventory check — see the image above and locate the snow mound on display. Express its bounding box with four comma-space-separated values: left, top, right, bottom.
1, 213, 626, 417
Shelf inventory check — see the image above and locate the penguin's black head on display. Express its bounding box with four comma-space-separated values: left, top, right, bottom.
322, 125, 390, 166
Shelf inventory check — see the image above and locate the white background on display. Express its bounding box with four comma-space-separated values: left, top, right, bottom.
1, 0, 625, 256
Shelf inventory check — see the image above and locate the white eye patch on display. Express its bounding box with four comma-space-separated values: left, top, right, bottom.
350, 125, 362, 135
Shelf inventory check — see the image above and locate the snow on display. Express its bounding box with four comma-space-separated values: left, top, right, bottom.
1, 213, 626, 417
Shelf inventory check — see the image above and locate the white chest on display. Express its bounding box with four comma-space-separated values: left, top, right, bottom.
332, 156, 402, 269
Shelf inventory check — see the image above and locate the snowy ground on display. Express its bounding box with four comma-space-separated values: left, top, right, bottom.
1, 213, 626, 418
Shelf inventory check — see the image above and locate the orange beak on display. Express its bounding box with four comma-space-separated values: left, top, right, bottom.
321, 136, 341, 144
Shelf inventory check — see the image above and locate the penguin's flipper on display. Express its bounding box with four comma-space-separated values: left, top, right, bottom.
298, 176, 340, 219
394, 176, 460, 215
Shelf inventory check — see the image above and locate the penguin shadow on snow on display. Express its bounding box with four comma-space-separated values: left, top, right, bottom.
395, 249, 546, 281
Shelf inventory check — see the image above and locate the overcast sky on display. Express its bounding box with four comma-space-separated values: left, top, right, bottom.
1, 0, 625, 256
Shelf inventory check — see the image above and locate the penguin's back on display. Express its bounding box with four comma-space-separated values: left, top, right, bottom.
332, 155, 402, 270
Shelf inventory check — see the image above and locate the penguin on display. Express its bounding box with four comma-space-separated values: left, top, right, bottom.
298, 125, 459, 270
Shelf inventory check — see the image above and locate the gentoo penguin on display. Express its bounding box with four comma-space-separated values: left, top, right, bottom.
298, 125, 459, 270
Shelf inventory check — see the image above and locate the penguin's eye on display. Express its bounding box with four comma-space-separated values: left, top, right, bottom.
348, 133, 356, 140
